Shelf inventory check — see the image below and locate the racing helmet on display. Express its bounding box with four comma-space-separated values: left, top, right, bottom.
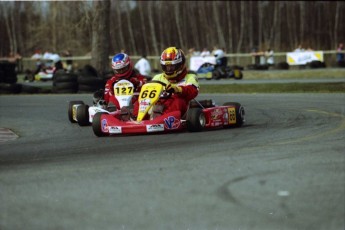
160, 47, 186, 80
213, 49, 224, 60
111, 53, 133, 78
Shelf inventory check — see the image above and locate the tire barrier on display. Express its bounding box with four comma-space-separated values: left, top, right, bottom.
52, 70, 78, 94
276, 62, 290, 70
0, 62, 17, 84
307, 60, 326, 69
77, 65, 104, 93
101, 70, 114, 85
77, 75, 104, 93
247, 64, 270, 70
0, 83, 22, 94
338, 60, 345, 68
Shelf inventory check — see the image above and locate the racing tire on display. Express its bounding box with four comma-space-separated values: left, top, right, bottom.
53, 72, 78, 83
77, 104, 91, 126
212, 69, 222, 80
186, 108, 206, 132
68, 101, 84, 123
233, 69, 243, 80
54, 81, 78, 90
0, 83, 22, 94
222, 102, 245, 127
77, 76, 104, 93
92, 112, 108, 137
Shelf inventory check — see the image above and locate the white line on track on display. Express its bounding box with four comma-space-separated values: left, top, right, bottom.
0, 128, 18, 143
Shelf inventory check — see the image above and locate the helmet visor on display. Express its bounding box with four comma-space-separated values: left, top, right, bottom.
162, 64, 181, 75
114, 65, 130, 74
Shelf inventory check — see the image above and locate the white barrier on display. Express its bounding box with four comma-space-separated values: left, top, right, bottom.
286, 51, 324, 65
189, 56, 216, 72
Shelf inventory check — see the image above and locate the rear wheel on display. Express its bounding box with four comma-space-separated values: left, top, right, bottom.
92, 112, 108, 137
212, 69, 222, 80
223, 102, 245, 127
68, 101, 84, 123
233, 69, 243, 80
186, 108, 206, 132
77, 104, 90, 126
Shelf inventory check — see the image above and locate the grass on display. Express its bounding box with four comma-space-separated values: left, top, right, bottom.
197, 68, 345, 93
242, 68, 345, 80
200, 83, 345, 93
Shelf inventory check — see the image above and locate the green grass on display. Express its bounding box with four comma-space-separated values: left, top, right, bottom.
242, 68, 345, 80
200, 83, 345, 93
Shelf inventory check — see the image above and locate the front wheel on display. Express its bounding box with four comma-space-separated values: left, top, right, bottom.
77, 104, 90, 126
212, 69, 222, 80
186, 108, 206, 132
92, 112, 108, 137
223, 102, 245, 127
68, 101, 84, 123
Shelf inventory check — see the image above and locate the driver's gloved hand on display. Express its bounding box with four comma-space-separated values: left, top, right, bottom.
166, 84, 182, 94
93, 89, 104, 104
130, 78, 142, 88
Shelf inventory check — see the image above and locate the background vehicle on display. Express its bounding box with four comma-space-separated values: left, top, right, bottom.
196, 63, 243, 80
25, 59, 57, 82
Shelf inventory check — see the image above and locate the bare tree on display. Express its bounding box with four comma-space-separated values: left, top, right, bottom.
174, 2, 184, 48
212, 2, 226, 49
236, 2, 246, 56
334, 1, 340, 47
148, 1, 159, 55
1, 1, 344, 58
125, 2, 136, 54
138, 2, 150, 55
91, 0, 110, 75
299, 2, 305, 45
1, 2, 15, 54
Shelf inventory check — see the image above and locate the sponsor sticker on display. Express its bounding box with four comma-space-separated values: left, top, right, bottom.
109, 126, 122, 134
227, 107, 236, 124
139, 99, 151, 112
211, 108, 223, 120
146, 124, 164, 132
164, 116, 180, 129
101, 119, 109, 132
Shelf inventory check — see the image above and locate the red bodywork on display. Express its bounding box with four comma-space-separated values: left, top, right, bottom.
94, 105, 236, 136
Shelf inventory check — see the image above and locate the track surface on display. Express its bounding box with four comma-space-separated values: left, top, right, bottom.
0, 93, 344, 230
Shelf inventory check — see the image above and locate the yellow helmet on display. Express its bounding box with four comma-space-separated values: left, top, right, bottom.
160, 47, 186, 80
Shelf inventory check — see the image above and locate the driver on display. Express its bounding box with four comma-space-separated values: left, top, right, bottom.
142, 47, 199, 117
100, 53, 147, 111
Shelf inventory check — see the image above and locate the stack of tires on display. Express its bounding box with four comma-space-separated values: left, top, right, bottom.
276, 62, 290, 70
0, 61, 21, 94
52, 69, 78, 93
307, 60, 326, 68
77, 65, 104, 93
101, 69, 114, 86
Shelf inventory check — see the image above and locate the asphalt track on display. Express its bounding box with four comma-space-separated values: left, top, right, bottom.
0, 93, 344, 230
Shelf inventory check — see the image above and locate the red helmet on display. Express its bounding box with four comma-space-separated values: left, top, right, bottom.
160, 47, 186, 80
111, 53, 133, 78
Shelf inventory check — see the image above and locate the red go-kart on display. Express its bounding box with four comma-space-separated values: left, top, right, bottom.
92, 80, 245, 137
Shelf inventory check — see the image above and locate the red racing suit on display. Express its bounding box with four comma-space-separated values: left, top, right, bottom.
145, 71, 199, 116
104, 71, 147, 109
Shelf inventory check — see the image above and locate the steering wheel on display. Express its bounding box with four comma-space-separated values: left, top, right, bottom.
149, 80, 172, 99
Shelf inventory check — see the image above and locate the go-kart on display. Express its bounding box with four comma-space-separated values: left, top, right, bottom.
67, 79, 138, 126
196, 63, 243, 80
25, 60, 57, 82
91, 80, 245, 137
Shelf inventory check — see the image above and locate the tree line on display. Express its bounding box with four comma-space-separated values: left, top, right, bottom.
0, 1, 344, 58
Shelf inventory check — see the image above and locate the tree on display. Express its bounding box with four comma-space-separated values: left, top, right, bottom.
91, 0, 110, 75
